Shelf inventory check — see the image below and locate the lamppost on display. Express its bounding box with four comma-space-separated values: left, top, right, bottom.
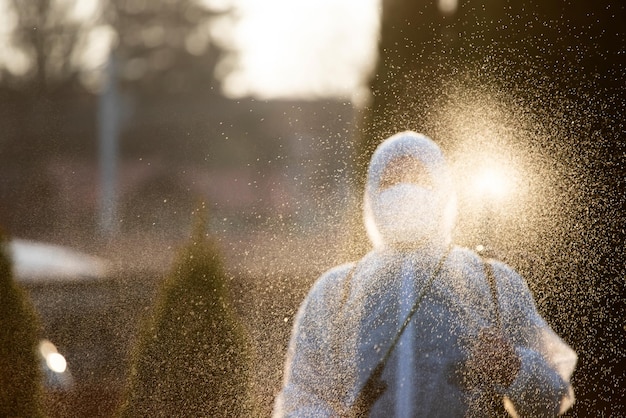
98, 52, 120, 238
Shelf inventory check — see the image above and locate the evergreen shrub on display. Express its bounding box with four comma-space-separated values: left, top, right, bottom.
0, 231, 44, 417
118, 211, 253, 417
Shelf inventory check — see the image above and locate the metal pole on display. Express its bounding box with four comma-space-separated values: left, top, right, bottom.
97, 53, 119, 238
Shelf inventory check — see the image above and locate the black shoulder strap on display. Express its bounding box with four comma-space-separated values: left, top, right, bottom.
481, 258, 512, 417
482, 258, 502, 330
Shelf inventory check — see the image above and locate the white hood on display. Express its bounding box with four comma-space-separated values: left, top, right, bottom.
364, 131, 457, 249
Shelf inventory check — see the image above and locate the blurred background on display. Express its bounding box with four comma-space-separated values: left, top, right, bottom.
0, 0, 623, 416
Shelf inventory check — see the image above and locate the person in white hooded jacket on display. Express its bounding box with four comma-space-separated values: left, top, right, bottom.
273, 131, 577, 417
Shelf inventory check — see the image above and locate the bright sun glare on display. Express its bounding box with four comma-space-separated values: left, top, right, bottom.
472, 165, 512, 200
0, 0, 380, 102
451, 147, 526, 212
217, 0, 381, 104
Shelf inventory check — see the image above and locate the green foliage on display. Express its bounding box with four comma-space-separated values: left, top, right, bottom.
118, 212, 254, 417
0, 232, 45, 418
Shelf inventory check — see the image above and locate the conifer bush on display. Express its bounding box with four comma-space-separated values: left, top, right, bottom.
118, 210, 253, 417
0, 231, 45, 417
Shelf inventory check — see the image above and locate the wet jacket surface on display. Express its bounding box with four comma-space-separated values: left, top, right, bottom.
274, 246, 576, 417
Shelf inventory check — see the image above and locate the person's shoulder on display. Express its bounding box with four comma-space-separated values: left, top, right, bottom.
298, 262, 356, 318
446, 245, 485, 273
449, 245, 479, 262
450, 245, 519, 276
471, 250, 537, 306
310, 262, 356, 296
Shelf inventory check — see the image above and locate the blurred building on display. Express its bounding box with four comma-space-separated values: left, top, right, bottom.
0, 83, 358, 252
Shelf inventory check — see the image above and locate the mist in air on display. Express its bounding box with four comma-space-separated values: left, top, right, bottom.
0, 0, 623, 416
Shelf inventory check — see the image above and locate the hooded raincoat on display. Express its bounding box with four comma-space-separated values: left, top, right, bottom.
273, 132, 577, 417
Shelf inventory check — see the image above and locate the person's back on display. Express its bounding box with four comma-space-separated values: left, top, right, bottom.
273, 131, 576, 417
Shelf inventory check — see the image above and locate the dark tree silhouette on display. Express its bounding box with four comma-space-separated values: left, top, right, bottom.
358, 0, 624, 180
0, 231, 44, 417
1, 0, 228, 95
108, 0, 229, 97
3, 0, 92, 93
117, 207, 254, 417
